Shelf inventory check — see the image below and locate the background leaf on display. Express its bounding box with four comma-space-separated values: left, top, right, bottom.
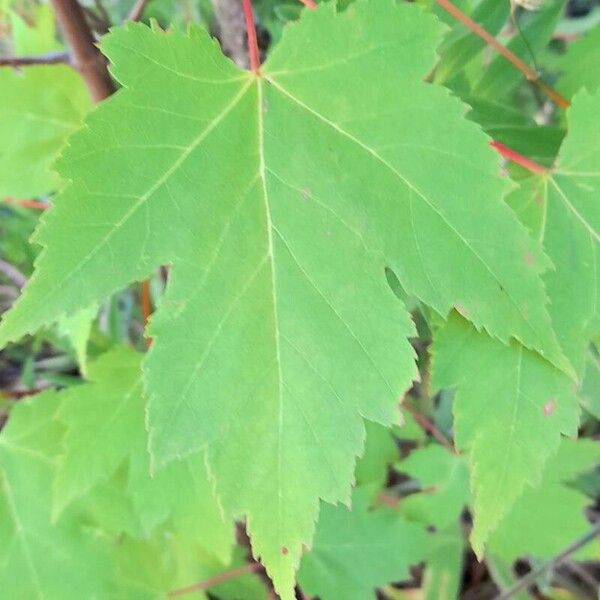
432, 313, 580, 555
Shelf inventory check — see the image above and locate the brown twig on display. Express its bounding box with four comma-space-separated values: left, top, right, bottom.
403, 400, 457, 454
47, 0, 154, 335
213, 0, 250, 68
0, 50, 71, 68
432, 0, 570, 110
50, 0, 115, 101
127, 0, 149, 22
168, 562, 262, 597
495, 520, 600, 599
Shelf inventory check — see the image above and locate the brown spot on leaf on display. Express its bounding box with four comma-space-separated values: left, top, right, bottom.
281, 547, 288, 555
534, 194, 544, 205
543, 399, 556, 416
523, 251, 536, 267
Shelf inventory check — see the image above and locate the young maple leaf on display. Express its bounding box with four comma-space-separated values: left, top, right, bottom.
0, 1, 570, 596
431, 89, 600, 558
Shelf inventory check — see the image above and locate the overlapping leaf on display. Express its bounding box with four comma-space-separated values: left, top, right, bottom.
396, 445, 470, 531
355, 422, 398, 490
297, 488, 431, 600
53, 347, 144, 515
507, 89, 600, 375
0, 2, 572, 595
431, 89, 600, 554
488, 438, 600, 561
422, 523, 464, 600
0, 350, 244, 598
432, 314, 580, 555
53, 347, 233, 562
557, 26, 600, 99
0, 7, 90, 198
0, 391, 112, 598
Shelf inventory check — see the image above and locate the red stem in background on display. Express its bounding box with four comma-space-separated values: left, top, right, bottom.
490, 140, 547, 174
3, 198, 47, 211
292, 0, 550, 178
241, 0, 261, 72
432, 0, 570, 110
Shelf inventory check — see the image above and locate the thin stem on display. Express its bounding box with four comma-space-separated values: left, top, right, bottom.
404, 400, 457, 454
168, 562, 262, 597
433, 0, 570, 110
140, 279, 152, 347
3, 198, 47, 211
141, 279, 152, 325
490, 140, 547, 174
0, 50, 71, 68
50, 0, 115, 101
241, 0, 260, 72
495, 520, 600, 599
127, 0, 149, 21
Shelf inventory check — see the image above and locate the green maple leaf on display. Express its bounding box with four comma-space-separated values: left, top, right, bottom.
354, 422, 398, 490
53, 347, 145, 516
507, 89, 600, 376
297, 488, 431, 600
0, 391, 111, 598
396, 445, 470, 531
53, 347, 233, 561
488, 438, 600, 561
557, 26, 600, 99
431, 90, 600, 555
0, 2, 571, 594
127, 449, 233, 564
0, 391, 248, 599
0, 4, 90, 198
543, 90, 600, 368
422, 522, 464, 600
112, 535, 265, 600
10, 5, 61, 56
0, 66, 90, 198
431, 313, 580, 556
